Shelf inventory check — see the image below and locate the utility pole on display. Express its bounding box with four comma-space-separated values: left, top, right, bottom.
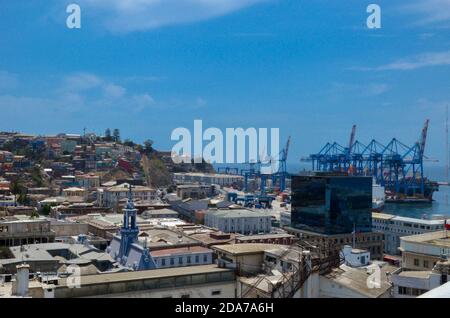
446, 105, 449, 207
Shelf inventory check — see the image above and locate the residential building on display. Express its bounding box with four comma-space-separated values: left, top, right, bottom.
176, 184, 215, 200
0, 241, 115, 274
141, 208, 178, 219
0, 215, 55, 247
150, 246, 213, 269
341, 245, 370, 267
372, 212, 445, 255
62, 187, 87, 200
51, 203, 111, 219
173, 172, 243, 187
99, 183, 157, 210
399, 231, 450, 271
1, 265, 236, 298
418, 281, 450, 298
0, 195, 15, 207
75, 174, 101, 189
285, 226, 384, 260
280, 210, 291, 227
235, 233, 295, 245
391, 259, 449, 298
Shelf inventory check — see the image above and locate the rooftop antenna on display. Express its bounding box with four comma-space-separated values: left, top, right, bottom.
352, 223, 356, 249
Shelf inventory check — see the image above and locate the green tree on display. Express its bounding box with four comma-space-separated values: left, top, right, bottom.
113, 129, 121, 143
17, 193, 30, 206
10, 180, 24, 206
123, 139, 135, 147
40, 205, 51, 216
105, 128, 112, 141
143, 139, 154, 153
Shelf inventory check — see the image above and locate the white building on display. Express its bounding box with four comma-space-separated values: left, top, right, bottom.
399, 231, 450, 271
98, 183, 157, 209
391, 259, 450, 298
418, 281, 450, 298
75, 174, 100, 189
173, 172, 243, 187
372, 212, 445, 255
280, 210, 291, 227
204, 209, 271, 235
342, 245, 370, 267
0, 195, 15, 207
0, 264, 236, 298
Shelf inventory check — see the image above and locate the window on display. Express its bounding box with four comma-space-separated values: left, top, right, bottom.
211, 290, 221, 296
195, 255, 200, 263
161, 258, 166, 266
179, 257, 183, 265
187, 256, 191, 264
203, 254, 208, 263
181, 294, 190, 298
414, 258, 420, 266
170, 258, 175, 266
423, 260, 429, 268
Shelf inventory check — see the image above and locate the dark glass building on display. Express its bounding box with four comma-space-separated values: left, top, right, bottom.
291, 175, 372, 235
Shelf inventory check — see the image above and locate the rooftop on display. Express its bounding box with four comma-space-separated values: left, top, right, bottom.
401, 230, 450, 248
0, 215, 48, 224
372, 212, 445, 225
324, 263, 397, 298
105, 183, 154, 192
57, 264, 232, 287
236, 233, 294, 241
211, 243, 282, 256
207, 208, 271, 218
150, 246, 212, 257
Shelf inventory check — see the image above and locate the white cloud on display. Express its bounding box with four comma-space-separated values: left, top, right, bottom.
377, 51, 450, 71
328, 82, 390, 97
400, 0, 450, 26
132, 93, 155, 111
63, 73, 103, 91
351, 51, 450, 72
103, 83, 127, 98
77, 0, 268, 32
365, 83, 390, 96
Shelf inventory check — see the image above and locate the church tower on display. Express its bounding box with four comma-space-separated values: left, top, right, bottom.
117, 184, 139, 264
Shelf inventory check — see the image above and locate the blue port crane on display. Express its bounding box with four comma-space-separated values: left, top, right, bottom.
307, 120, 435, 199
241, 136, 291, 193
266, 136, 291, 192
240, 160, 261, 192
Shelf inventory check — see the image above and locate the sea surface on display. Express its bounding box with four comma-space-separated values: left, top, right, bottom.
213, 162, 450, 218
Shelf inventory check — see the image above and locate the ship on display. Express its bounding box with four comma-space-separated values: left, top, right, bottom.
384, 177, 439, 203
372, 181, 385, 212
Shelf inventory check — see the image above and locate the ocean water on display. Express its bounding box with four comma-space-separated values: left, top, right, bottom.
382, 165, 450, 218
213, 163, 450, 218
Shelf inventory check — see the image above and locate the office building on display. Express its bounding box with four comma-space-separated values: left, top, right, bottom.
291, 175, 372, 235
372, 213, 445, 255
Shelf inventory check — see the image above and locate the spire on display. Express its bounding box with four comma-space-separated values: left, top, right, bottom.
126, 183, 134, 209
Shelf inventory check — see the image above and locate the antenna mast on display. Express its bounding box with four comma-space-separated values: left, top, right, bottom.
446, 105, 449, 184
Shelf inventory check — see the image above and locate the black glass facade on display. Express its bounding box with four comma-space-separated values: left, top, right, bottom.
291, 175, 372, 234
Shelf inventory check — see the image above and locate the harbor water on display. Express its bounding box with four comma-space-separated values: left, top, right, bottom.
214, 162, 450, 218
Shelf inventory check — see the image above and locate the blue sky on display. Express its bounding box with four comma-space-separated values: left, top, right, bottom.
0, 0, 450, 165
